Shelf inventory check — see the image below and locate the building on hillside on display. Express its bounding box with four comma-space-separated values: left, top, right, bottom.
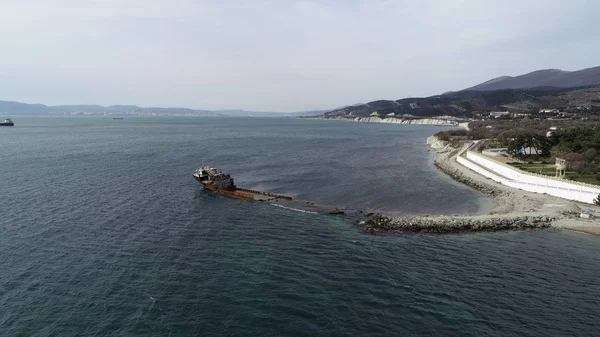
547, 126, 558, 138
539, 108, 559, 114
490, 111, 510, 118
370, 111, 380, 117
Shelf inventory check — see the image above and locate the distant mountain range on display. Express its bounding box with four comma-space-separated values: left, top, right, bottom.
462, 66, 600, 91
322, 65, 600, 119
0, 100, 327, 117
323, 86, 600, 119
4, 65, 600, 119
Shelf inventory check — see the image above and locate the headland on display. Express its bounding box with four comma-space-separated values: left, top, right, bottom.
359, 134, 600, 235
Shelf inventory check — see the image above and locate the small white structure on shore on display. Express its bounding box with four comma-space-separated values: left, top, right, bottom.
555, 158, 567, 178
580, 208, 595, 219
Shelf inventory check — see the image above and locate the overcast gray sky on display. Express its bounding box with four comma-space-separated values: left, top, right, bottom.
0, 0, 598, 111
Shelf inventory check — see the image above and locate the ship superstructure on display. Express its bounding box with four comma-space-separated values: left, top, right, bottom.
193, 166, 291, 201
193, 166, 236, 191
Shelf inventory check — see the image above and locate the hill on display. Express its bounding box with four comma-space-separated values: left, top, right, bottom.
464, 66, 600, 91
0, 100, 327, 117
323, 86, 600, 119
0, 101, 220, 116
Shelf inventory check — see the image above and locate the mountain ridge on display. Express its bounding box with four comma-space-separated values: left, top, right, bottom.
322, 85, 600, 119
464, 66, 600, 91
0, 100, 327, 117
3, 66, 600, 118
320, 65, 600, 119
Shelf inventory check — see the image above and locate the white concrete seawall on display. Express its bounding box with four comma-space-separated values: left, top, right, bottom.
456, 142, 600, 204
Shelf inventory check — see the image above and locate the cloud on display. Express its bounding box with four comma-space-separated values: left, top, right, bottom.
0, 0, 598, 111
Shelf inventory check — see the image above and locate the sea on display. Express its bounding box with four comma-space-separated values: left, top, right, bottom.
1, 116, 599, 336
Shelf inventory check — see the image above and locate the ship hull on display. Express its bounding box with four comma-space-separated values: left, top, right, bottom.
193, 174, 291, 201
201, 182, 255, 200
191, 169, 345, 214
0, 122, 14, 126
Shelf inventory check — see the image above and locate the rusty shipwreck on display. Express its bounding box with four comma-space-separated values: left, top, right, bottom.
193, 166, 347, 215
193, 166, 292, 201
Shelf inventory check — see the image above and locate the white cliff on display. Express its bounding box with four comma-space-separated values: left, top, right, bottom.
325, 116, 462, 126
426, 135, 453, 152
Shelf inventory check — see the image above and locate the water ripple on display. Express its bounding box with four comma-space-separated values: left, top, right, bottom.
1, 117, 600, 336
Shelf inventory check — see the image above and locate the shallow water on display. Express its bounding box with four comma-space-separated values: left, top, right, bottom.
1, 117, 599, 336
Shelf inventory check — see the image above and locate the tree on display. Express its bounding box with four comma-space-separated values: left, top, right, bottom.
594, 193, 600, 206
579, 148, 600, 176
562, 152, 585, 175
522, 133, 551, 157
524, 133, 536, 155
552, 142, 572, 158
538, 137, 552, 157
508, 137, 525, 158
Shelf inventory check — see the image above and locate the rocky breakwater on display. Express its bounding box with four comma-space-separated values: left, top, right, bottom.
435, 157, 505, 197
427, 136, 504, 197
359, 214, 555, 234
425, 134, 580, 228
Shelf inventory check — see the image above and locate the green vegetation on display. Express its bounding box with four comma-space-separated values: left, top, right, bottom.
505, 127, 600, 183
435, 129, 468, 141
443, 120, 600, 186
507, 160, 600, 184
550, 127, 600, 154
508, 161, 556, 175
507, 133, 551, 157
467, 120, 600, 141
549, 128, 600, 179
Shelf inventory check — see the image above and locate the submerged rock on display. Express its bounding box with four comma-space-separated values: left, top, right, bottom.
358, 214, 554, 234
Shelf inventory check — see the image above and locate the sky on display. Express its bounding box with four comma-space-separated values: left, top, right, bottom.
0, 0, 599, 112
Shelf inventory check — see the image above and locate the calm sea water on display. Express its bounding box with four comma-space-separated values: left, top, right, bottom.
1, 116, 599, 336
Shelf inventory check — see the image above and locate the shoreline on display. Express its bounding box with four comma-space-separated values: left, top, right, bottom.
306, 115, 469, 128
359, 135, 600, 235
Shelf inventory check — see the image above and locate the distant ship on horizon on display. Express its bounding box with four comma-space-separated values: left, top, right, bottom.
0, 118, 14, 126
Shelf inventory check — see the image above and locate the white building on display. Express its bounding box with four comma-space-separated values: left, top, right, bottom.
490, 111, 510, 118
